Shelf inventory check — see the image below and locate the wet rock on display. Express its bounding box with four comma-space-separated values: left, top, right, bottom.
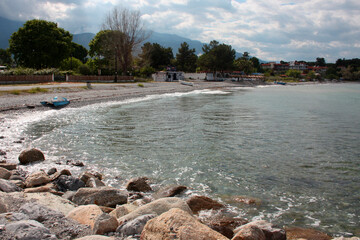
5, 220, 57, 240
0, 179, 22, 192
126, 177, 152, 192
232, 224, 266, 240
80, 171, 103, 183
54, 175, 85, 192
86, 177, 106, 188
25, 171, 51, 188
93, 212, 119, 235
118, 197, 192, 225
225, 195, 262, 205
66, 160, 85, 167
234, 220, 286, 240
0, 167, 11, 179
18, 148, 45, 165
116, 214, 155, 237
47, 168, 57, 175
19, 202, 63, 222
186, 195, 225, 214
110, 204, 139, 219
0, 162, 16, 170
141, 208, 229, 240
66, 204, 103, 230
285, 226, 331, 240
72, 187, 128, 207
153, 185, 187, 199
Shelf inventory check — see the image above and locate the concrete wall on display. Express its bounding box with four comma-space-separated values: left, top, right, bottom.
184, 73, 206, 80
68, 75, 134, 82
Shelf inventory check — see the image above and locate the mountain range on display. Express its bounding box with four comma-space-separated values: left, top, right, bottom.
1, 17, 243, 58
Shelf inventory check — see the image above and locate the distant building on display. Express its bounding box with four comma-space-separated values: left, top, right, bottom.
289, 61, 307, 71
152, 71, 185, 82
261, 62, 289, 72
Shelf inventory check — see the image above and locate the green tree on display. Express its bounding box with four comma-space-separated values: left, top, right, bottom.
234, 58, 254, 74
197, 40, 235, 73
175, 42, 198, 72
89, 30, 117, 72
0, 49, 12, 66
286, 69, 302, 78
71, 43, 88, 63
316, 57, 326, 66
139, 42, 173, 70
60, 57, 82, 71
9, 19, 72, 69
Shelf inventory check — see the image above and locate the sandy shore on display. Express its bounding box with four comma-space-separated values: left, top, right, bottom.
0, 80, 260, 113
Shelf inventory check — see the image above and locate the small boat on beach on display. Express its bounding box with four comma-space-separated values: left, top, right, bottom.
41, 96, 70, 108
274, 81, 287, 85
180, 80, 194, 86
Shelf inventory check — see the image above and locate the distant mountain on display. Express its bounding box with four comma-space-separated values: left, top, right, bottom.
73, 33, 95, 50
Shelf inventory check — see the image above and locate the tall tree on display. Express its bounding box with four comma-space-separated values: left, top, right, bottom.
139, 42, 173, 70
71, 42, 88, 63
0, 49, 12, 66
175, 42, 198, 72
102, 7, 149, 75
9, 19, 72, 69
197, 40, 235, 73
316, 57, 326, 66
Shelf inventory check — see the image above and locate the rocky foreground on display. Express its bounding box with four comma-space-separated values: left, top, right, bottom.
0, 148, 358, 240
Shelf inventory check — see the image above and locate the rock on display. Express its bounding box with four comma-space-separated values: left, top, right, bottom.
118, 197, 192, 224
66, 160, 85, 167
0, 150, 6, 156
0, 167, 11, 179
126, 177, 152, 192
24, 183, 61, 195
11, 179, 26, 189
332, 237, 360, 240
141, 208, 229, 240
47, 168, 57, 175
66, 204, 103, 230
186, 195, 225, 214
0, 212, 29, 224
0, 179, 22, 192
232, 224, 266, 240
74, 236, 115, 240
285, 226, 331, 240
224, 195, 262, 205
5, 220, 57, 240
0, 163, 17, 170
72, 187, 128, 207
117, 214, 155, 237
80, 171, 103, 183
0, 198, 7, 213
18, 148, 45, 165
93, 212, 119, 235
153, 185, 187, 199
54, 175, 85, 192
25, 171, 51, 188
62, 190, 76, 201
110, 204, 139, 219
9, 174, 25, 181
86, 177, 106, 188
234, 220, 286, 240
99, 206, 114, 213
19, 202, 63, 222
50, 169, 72, 181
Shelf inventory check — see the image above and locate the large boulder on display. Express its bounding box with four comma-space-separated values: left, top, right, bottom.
234, 220, 286, 240
186, 195, 225, 214
232, 224, 266, 240
4, 220, 57, 240
93, 212, 119, 235
118, 197, 192, 224
0, 212, 29, 224
0, 179, 22, 192
141, 208, 229, 240
153, 185, 187, 199
19, 202, 63, 222
72, 187, 128, 207
54, 175, 85, 192
285, 226, 331, 240
126, 177, 152, 192
0, 167, 11, 179
110, 204, 139, 219
18, 148, 45, 165
116, 214, 156, 237
24, 171, 51, 188
66, 204, 103, 230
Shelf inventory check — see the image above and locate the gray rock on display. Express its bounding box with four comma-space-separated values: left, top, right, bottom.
19, 203, 63, 222
0, 179, 22, 192
54, 175, 85, 192
47, 168, 57, 175
126, 177, 152, 192
0, 212, 29, 224
0, 199, 6, 213
18, 148, 45, 165
93, 212, 119, 235
0, 167, 11, 179
72, 187, 128, 207
116, 214, 156, 237
5, 220, 57, 240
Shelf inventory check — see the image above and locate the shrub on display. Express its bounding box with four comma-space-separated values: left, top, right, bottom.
138, 83, 144, 87
78, 64, 92, 75
60, 57, 82, 71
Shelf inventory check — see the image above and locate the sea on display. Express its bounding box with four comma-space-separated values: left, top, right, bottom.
1, 83, 359, 236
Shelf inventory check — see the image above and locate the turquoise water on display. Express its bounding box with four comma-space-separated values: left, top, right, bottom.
17, 83, 360, 236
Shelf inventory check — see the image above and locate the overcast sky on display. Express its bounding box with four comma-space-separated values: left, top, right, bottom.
1, 0, 359, 62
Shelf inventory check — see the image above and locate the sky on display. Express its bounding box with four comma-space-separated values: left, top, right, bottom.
1, 0, 359, 62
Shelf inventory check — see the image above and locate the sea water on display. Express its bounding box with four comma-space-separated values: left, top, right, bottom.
1, 83, 359, 236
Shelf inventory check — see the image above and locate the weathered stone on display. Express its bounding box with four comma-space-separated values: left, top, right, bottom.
80, 171, 103, 183
141, 208, 229, 240
117, 214, 155, 237
126, 177, 152, 192
66, 160, 85, 167
86, 177, 106, 188
54, 175, 85, 192
72, 187, 128, 207
5, 220, 57, 240
186, 195, 225, 214
11, 179, 26, 189
0, 163, 17, 170
74, 236, 115, 240
110, 204, 139, 219
153, 185, 187, 199
9, 174, 25, 181
0, 166, 11, 179
24, 183, 61, 195
93, 212, 119, 235
232, 224, 266, 240
50, 169, 72, 181
118, 197, 192, 225
0, 178, 22, 192
224, 195, 262, 205
47, 167, 57, 175
66, 204, 103, 229
0, 212, 29, 224
18, 148, 45, 165
25, 171, 51, 188
99, 206, 114, 213
285, 226, 331, 240
19, 202, 63, 222
0, 198, 7, 213
234, 220, 286, 240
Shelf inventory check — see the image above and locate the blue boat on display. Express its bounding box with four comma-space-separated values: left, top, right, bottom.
274, 81, 287, 85
41, 96, 70, 108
